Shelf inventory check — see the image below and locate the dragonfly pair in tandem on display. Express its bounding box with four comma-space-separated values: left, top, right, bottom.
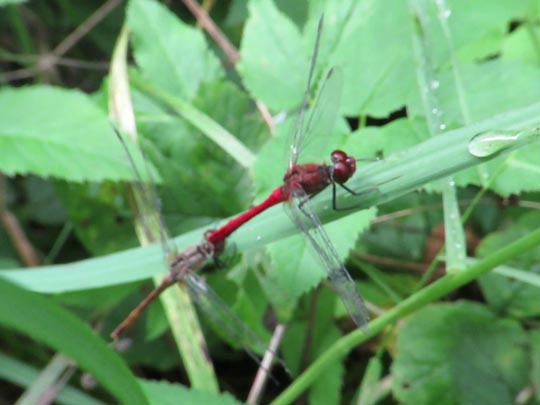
112, 16, 370, 356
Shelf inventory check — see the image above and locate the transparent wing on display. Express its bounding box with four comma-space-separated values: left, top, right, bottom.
285, 188, 370, 328
289, 20, 344, 169
289, 16, 324, 168
113, 128, 175, 258
184, 272, 273, 359
295, 67, 344, 164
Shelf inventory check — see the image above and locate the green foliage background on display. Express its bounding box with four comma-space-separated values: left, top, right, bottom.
1, 0, 540, 404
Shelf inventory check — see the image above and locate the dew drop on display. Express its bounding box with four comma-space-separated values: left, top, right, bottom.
430, 80, 440, 90
439, 123, 447, 130
468, 130, 524, 157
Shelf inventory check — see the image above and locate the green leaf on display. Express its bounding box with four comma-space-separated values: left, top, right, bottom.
139, 379, 243, 405
0, 0, 26, 5
409, 60, 540, 126
392, 301, 530, 405
0, 352, 105, 405
411, 0, 526, 63
531, 331, 540, 401
0, 277, 147, 405
3, 101, 540, 294
55, 181, 138, 255
0, 86, 138, 182
308, 328, 345, 405
329, 0, 415, 117
127, 0, 223, 100
308, 289, 347, 404
238, 0, 308, 110
476, 211, 540, 318
356, 355, 384, 405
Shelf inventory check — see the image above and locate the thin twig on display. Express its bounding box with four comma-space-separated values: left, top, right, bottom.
0, 211, 41, 266
181, 0, 275, 134
0, 176, 40, 267
182, 0, 239, 63
247, 324, 287, 404
53, 0, 123, 57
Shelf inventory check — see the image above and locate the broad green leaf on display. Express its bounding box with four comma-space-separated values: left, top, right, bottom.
476, 211, 540, 318
0, 277, 147, 405
411, 0, 527, 63
127, 0, 223, 100
0, 86, 139, 182
238, 0, 308, 110
133, 79, 265, 233
392, 302, 530, 405
408, 60, 540, 127
239, 0, 415, 118
139, 379, 243, 405
327, 0, 415, 117
502, 25, 540, 64
55, 181, 139, 255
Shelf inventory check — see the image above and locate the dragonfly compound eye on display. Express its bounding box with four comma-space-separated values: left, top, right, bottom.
331, 150, 348, 163
333, 161, 352, 184
346, 157, 357, 175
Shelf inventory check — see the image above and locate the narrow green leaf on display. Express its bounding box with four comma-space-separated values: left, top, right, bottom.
17, 354, 72, 405
0, 352, 104, 405
108, 22, 219, 392
139, 379, 243, 405
531, 331, 540, 401
0, 277, 148, 405
3, 102, 540, 294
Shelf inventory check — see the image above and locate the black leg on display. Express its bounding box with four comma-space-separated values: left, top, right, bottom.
333, 182, 379, 211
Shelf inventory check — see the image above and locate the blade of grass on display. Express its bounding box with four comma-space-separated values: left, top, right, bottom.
109, 24, 218, 392
0, 352, 104, 405
0, 277, 147, 405
410, 0, 466, 272
2, 101, 540, 292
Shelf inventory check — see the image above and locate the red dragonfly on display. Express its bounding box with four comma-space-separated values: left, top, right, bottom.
207, 17, 370, 328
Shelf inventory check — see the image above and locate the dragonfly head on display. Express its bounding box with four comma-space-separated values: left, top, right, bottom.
330, 150, 356, 184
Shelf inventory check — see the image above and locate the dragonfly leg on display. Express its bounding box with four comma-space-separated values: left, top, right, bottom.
332, 176, 401, 211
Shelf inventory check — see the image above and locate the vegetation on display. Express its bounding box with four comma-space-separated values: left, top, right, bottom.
1, 0, 540, 404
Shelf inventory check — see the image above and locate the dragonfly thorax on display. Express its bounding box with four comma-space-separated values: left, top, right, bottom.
330, 150, 356, 184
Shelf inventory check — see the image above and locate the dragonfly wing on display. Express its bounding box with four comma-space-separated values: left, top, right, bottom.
295, 67, 344, 163
114, 127, 176, 258
289, 16, 324, 168
285, 189, 370, 328
183, 272, 269, 355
